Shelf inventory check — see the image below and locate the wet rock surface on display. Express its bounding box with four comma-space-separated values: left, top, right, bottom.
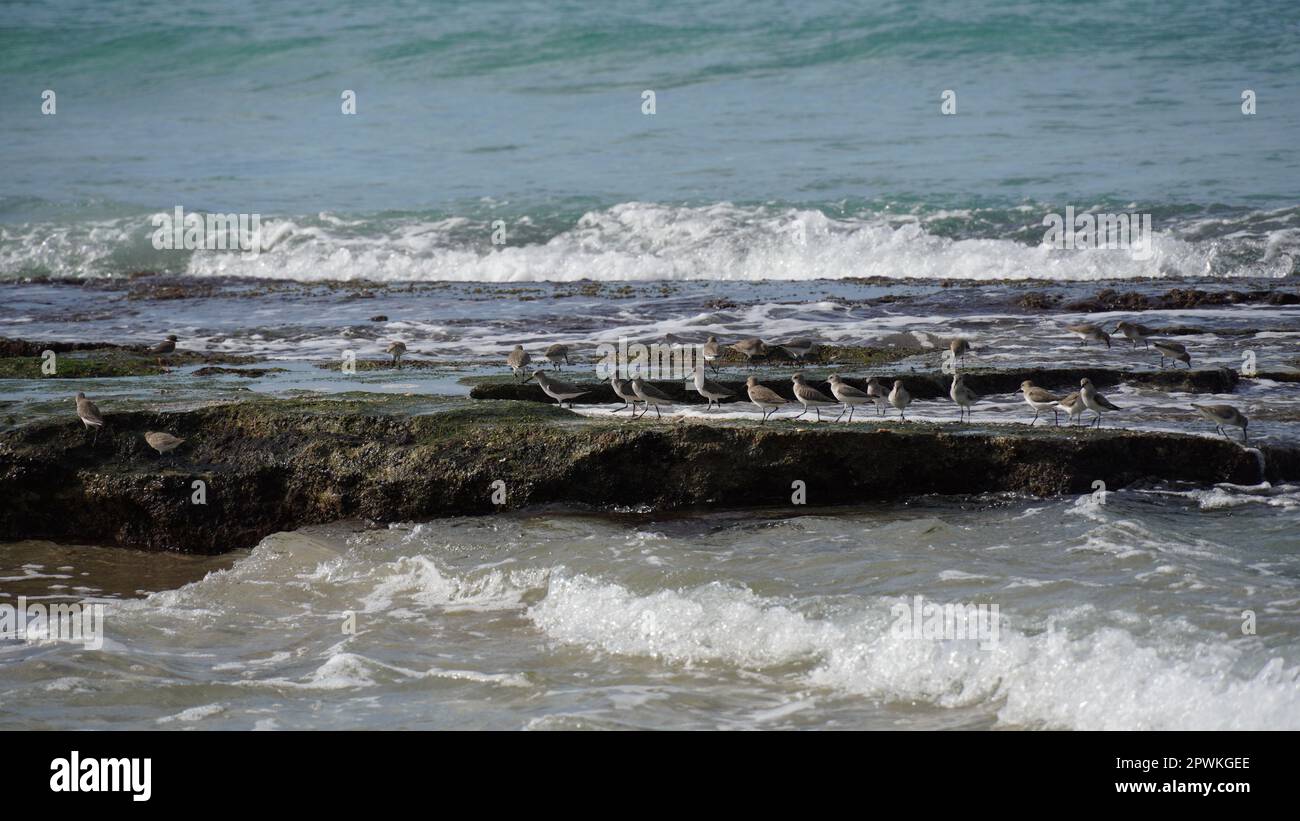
0, 397, 1286, 554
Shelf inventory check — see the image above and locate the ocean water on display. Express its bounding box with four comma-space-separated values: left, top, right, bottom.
1, 0, 1299, 281
1, 1, 1299, 730
3, 489, 1299, 731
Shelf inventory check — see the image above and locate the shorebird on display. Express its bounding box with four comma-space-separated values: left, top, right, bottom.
385, 341, 407, 368
779, 338, 816, 362
149, 334, 178, 364
608, 374, 640, 414
1066, 323, 1111, 348
1152, 339, 1190, 369
745, 376, 786, 424
949, 338, 972, 367
701, 336, 722, 373
74, 392, 104, 444
1017, 380, 1062, 425
949, 374, 979, 422
730, 338, 768, 369
865, 377, 890, 416
506, 345, 532, 380
1079, 378, 1120, 427
544, 343, 570, 371
525, 370, 587, 408
691, 363, 733, 411
1058, 391, 1086, 426
827, 375, 870, 422
888, 379, 912, 421
1114, 321, 1154, 348
630, 377, 673, 419
144, 431, 185, 459
791, 373, 836, 421
1191, 404, 1249, 444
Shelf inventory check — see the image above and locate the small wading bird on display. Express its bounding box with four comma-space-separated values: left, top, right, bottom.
779, 338, 816, 362
1058, 391, 1086, 426
144, 431, 185, 460
1191, 403, 1249, 444
888, 379, 911, 421
827, 375, 870, 422
506, 345, 532, 380
74, 392, 104, 444
1114, 321, 1154, 348
1152, 339, 1191, 369
1017, 380, 1062, 426
1079, 378, 1120, 427
949, 374, 979, 422
690, 363, 733, 411
630, 377, 673, 419
730, 338, 768, 369
949, 338, 972, 367
701, 336, 722, 373
1066, 323, 1111, 348
544, 343, 570, 371
746, 376, 786, 424
791, 373, 836, 421
526, 370, 587, 408
608, 374, 640, 414
865, 377, 890, 416
385, 341, 406, 368
148, 334, 179, 365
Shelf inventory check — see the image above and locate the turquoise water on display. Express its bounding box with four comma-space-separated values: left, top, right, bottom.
1, 0, 1298, 279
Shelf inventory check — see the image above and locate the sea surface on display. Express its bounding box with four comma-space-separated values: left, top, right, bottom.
1, 0, 1299, 730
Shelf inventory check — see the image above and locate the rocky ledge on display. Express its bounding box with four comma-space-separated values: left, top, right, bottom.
0, 397, 1292, 554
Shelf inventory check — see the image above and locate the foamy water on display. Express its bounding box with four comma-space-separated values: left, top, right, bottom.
3, 489, 1297, 730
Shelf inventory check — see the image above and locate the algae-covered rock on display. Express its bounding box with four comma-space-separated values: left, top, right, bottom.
0, 396, 1287, 554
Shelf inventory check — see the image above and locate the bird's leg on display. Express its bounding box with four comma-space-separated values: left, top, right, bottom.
654, 404, 661, 419
792, 407, 807, 419
1031, 409, 1039, 426
815, 407, 822, 422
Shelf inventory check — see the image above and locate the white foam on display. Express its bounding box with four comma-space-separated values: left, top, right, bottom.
529, 574, 1300, 729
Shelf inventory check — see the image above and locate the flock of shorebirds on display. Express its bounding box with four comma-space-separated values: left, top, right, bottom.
66, 323, 1251, 456
492, 324, 1251, 445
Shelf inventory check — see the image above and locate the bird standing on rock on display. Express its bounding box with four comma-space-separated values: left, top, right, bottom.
630, 377, 673, 419
74, 392, 104, 444
1017, 380, 1062, 426
949, 374, 979, 422
827, 375, 870, 422
889, 380, 912, 421
745, 376, 786, 424
1152, 339, 1191, 369
1191, 403, 1248, 444
1079, 378, 1120, 427
544, 344, 570, 370
730, 338, 768, 369
791, 373, 836, 421
149, 334, 179, 365
526, 370, 587, 408
1114, 321, 1154, 348
507, 345, 532, 380
144, 431, 185, 459
691, 363, 733, 411
1066, 323, 1111, 348
386, 341, 407, 368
